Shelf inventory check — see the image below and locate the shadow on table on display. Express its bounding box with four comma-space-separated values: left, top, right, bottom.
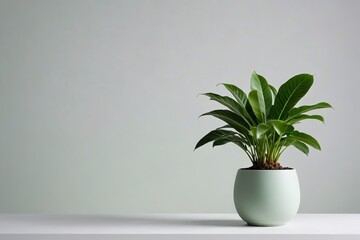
25, 215, 252, 228
190, 219, 248, 227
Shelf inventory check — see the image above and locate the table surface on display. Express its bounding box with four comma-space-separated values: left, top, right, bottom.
0, 213, 359, 235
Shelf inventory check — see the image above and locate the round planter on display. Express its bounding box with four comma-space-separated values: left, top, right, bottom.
233, 169, 300, 226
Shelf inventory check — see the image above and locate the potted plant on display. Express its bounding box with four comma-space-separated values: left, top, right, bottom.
194, 72, 331, 226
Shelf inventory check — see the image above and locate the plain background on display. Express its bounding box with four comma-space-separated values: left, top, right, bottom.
0, 0, 359, 213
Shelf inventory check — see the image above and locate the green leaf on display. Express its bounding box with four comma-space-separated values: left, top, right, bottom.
285, 125, 295, 134
216, 125, 232, 129
257, 123, 271, 139
290, 141, 309, 156
213, 137, 233, 147
250, 72, 273, 119
269, 84, 278, 98
287, 131, 321, 150
245, 101, 259, 124
248, 90, 263, 122
250, 126, 257, 138
201, 93, 252, 125
200, 110, 251, 136
250, 124, 271, 139
288, 114, 325, 124
267, 120, 288, 135
218, 83, 248, 107
287, 102, 332, 120
213, 135, 247, 151
194, 129, 236, 150
271, 74, 314, 120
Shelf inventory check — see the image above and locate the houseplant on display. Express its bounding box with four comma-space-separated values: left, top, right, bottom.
194, 72, 331, 226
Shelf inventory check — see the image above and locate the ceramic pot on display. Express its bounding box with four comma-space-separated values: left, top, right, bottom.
233, 169, 300, 226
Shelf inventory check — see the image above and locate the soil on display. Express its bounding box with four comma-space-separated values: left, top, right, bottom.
243, 162, 293, 170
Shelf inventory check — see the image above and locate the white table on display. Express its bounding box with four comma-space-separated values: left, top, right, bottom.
0, 214, 359, 240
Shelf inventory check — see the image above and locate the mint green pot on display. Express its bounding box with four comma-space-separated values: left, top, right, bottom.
234, 169, 300, 226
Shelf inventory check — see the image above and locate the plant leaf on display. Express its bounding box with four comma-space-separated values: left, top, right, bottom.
285, 125, 295, 134
218, 83, 248, 107
287, 131, 321, 150
216, 125, 232, 129
290, 141, 309, 156
250, 124, 271, 139
245, 101, 259, 124
201, 93, 252, 125
250, 126, 257, 139
194, 129, 236, 150
248, 90, 263, 122
271, 74, 314, 120
287, 102, 332, 120
267, 120, 288, 135
257, 123, 271, 139
269, 84, 278, 98
250, 72, 273, 119
200, 110, 251, 136
288, 114, 325, 124
213, 135, 247, 151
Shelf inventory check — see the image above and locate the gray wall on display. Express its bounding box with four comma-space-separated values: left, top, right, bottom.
0, 0, 359, 213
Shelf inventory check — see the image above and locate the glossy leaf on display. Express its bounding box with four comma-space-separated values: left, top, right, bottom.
194, 129, 236, 150
269, 84, 278, 98
245, 100, 259, 124
250, 126, 257, 139
271, 74, 314, 120
257, 123, 271, 139
250, 72, 273, 119
285, 125, 295, 135
216, 125, 233, 129
268, 120, 288, 135
201, 92, 252, 124
200, 110, 250, 136
290, 141, 309, 156
288, 114, 325, 124
287, 102, 332, 120
248, 90, 263, 122
287, 131, 321, 150
213, 135, 247, 151
219, 83, 248, 107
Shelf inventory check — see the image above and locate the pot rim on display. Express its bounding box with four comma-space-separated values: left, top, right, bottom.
238, 168, 296, 171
